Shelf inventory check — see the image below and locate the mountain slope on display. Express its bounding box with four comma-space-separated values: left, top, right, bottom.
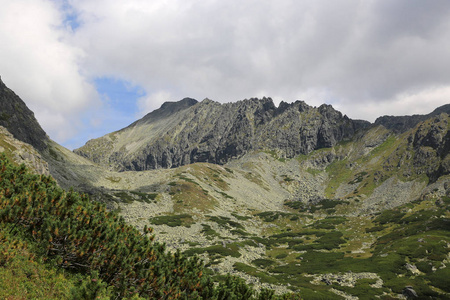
75, 97, 369, 171
0, 76, 48, 150
76, 113, 449, 298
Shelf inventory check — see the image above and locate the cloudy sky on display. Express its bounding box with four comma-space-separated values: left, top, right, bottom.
1, 0, 450, 149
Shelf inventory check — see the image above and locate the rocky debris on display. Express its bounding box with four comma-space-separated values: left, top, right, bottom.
361, 177, 426, 214
405, 263, 420, 275
311, 272, 383, 288
75, 97, 370, 171
0, 76, 48, 150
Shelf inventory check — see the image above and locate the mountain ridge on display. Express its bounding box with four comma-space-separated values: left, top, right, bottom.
74, 97, 371, 171
374, 103, 450, 133
0, 76, 48, 150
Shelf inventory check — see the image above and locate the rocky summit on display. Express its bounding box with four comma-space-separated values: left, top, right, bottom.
1, 76, 449, 299
74, 97, 370, 171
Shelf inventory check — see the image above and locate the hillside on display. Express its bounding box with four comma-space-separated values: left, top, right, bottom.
65, 113, 449, 298
1, 153, 303, 299
0, 77, 48, 151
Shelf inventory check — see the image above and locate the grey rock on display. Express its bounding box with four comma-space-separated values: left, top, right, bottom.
75, 97, 370, 171
410, 113, 450, 181
402, 286, 418, 298
0, 76, 48, 150
374, 104, 450, 133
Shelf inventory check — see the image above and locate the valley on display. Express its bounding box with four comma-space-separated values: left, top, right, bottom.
1, 76, 449, 299
41, 112, 450, 299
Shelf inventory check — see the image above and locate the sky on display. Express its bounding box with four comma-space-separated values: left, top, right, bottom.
1, 0, 450, 150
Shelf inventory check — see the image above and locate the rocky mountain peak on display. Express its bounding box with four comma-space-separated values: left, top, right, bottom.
133, 97, 198, 127
159, 97, 198, 113
0, 76, 48, 150
75, 97, 370, 171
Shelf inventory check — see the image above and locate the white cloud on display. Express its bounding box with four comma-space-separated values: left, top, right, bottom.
1, 0, 450, 148
0, 0, 99, 143
137, 90, 174, 117
335, 85, 450, 122
70, 0, 450, 109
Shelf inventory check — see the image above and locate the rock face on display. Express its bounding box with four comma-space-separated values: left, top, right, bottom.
374, 104, 450, 133
0, 76, 48, 150
75, 97, 370, 171
410, 113, 450, 181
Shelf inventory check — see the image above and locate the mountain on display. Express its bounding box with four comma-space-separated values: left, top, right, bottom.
0, 76, 48, 150
0, 76, 102, 191
74, 97, 370, 171
374, 104, 450, 133
1, 77, 449, 299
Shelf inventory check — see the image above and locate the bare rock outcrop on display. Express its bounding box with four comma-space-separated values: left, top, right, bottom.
75, 97, 370, 171
0, 76, 48, 151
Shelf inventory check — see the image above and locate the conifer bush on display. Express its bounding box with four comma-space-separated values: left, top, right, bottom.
0, 153, 300, 299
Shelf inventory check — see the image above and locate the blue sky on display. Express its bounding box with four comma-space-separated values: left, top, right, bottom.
1, 0, 450, 149
63, 77, 145, 149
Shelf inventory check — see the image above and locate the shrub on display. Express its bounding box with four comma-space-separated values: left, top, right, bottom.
149, 214, 193, 227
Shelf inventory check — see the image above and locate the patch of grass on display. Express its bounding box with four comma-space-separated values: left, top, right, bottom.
348, 171, 368, 184
284, 199, 349, 213
373, 209, 406, 225
225, 167, 234, 174
251, 258, 275, 268
365, 225, 386, 233
113, 191, 134, 203
243, 172, 269, 190
208, 216, 244, 230
275, 253, 288, 259
230, 229, 250, 236
281, 175, 294, 182
0, 112, 11, 122
426, 267, 450, 292
325, 158, 353, 198
130, 191, 158, 203
306, 168, 322, 176
216, 190, 234, 199
233, 262, 278, 285
333, 278, 385, 299
308, 217, 347, 230
149, 214, 193, 227
48, 147, 60, 161
176, 174, 200, 185
184, 244, 241, 258
201, 224, 221, 240
105, 176, 121, 183
231, 213, 251, 221
255, 211, 299, 222
171, 181, 218, 213
292, 231, 346, 251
